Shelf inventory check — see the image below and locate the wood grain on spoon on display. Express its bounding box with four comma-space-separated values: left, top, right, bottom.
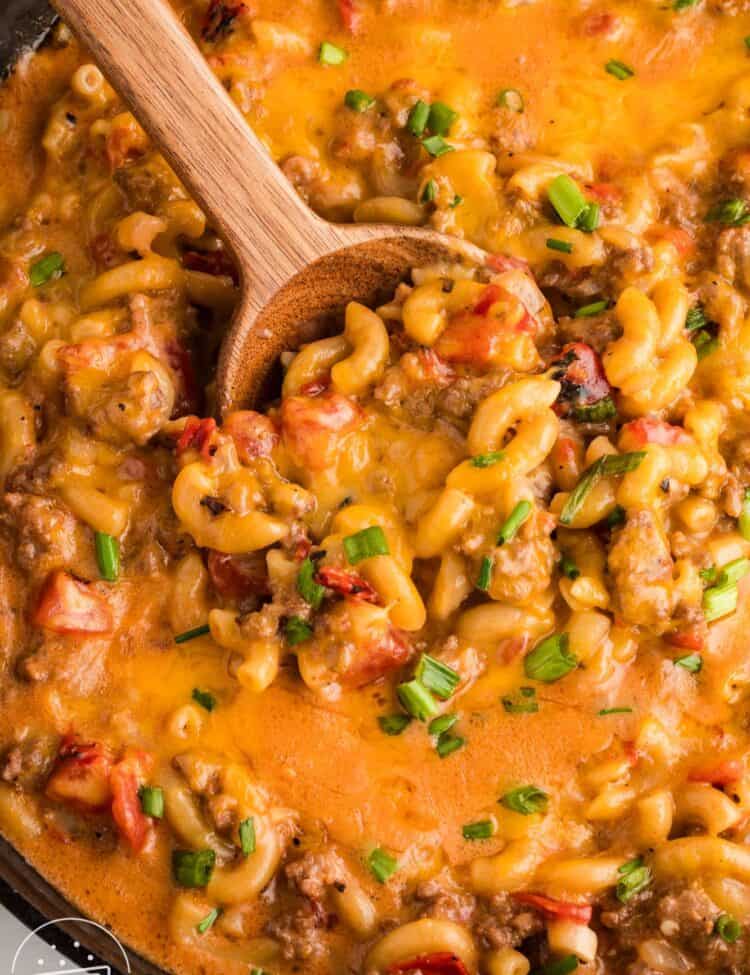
54, 0, 485, 411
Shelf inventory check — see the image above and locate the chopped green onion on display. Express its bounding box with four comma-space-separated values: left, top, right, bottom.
172, 849, 216, 888
407, 99, 430, 136
605, 59, 634, 80
496, 87, 524, 112
501, 784, 549, 815
476, 556, 493, 591
449, 194, 463, 208
436, 732, 465, 758
343, 525, 389, 564
427, 101, 458, 136
740, 488, 750, 541
533, 956, 579, 975
94, 532, 120, 582
192, 688, 216, 712
344, 89, 375, 112
318, 41, 347, 65
196, 907, 220, 934
598, 706, 633, 716
706, 198, 750, 226
250, 970, 268, 975
674, 0, 700, 8
462, 819, 495, 840
704, 583, 738, 622
524, 633, 577, 683
700, 566, 718, 585
616, 856, 652, 902
572, 396, 617, 423
421, 179, 437, 203
284, 616, 313, 646
174, 623, 210, 644
397, 679, 439, 721
498, 500, 532, 545
560, 556, 580, 580
138, 785, 164, 818
546, 237, 573, 254
378, 713, 412, 736
605, 505, 626, 530
685, 305, 707, 331
574, 299, 609, 318
422, 135, 454, 157
502, 686, 539, 714
471, 450, 505, 467
559, 452, 646, 526
367, 847, 398, 883
548, 174, 587, 227
416, 653, 461, 700
674, 652, 703, 673
30, 252, 65, 287
428, 713, 458, 736
577, 202, 600, 233
692, 329, 719, 360
239, 817, 256, 856
716, 557, 750, 587
297, 556, 326, 609
746, 35, 750, 51
715, 914, 742, 943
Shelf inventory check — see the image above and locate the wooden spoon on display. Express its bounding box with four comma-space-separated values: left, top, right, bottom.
55, 0, 486, 413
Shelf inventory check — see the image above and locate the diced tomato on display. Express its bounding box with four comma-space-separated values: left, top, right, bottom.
45, 736, 114, 810
473, 284, 505, 317
388, 953, 470, 975
416, 348, 455, 386
280, 392, 365, 471
341, 626, 413, 688
497, 634, 531, 664
201, 0, 248, 42
619, 417, 690, 449
176, 416, 218, 460
580, 10, 619, 37
165, 340, 202, 417
486, 253, 529, 274
223, 410, 279, 462
585, 182, 622, 205
316, 566, 379, 603
665, 627, 705, 651
33, 572, 113, 635
549, 343, 611, 413
513, 892, 593, 924
207, 550, 270, 599
647, 225, 695, 258
688, 759, 743, 786
110, 750, 154, 852
182, 248, 239, 285
623, 740, 640, 767
338, 0, 362, 32
434, 289, 533, 367
105, 125, 147, 172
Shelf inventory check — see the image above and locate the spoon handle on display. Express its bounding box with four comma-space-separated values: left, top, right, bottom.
55, 0, 348, 300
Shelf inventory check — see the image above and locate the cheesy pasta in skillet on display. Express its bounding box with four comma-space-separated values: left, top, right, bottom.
6, 1, 750, 973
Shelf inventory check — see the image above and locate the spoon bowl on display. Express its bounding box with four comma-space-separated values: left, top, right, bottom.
56, 0, 486, 414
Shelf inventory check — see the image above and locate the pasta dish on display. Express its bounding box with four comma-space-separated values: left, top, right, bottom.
3, 1, 750, 973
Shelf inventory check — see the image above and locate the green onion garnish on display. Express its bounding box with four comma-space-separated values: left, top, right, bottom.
297, 556, 326, 608
318, 41, 347, 65
94, 531, 120, 582
378, 713, 412, 736
685, 305, 707, 331
285, 616, 313, 646
344, 89, 375, 112
740, 488, 750, 541
449, 194, 463, 208
616, 856, 651, 902
524, 633, 577, 683
501, 784, 549, 815
502, 686, 539, 714
496, 88, 524, 112
577, 202, 600, 233
192, 688, 216, 711
407, 99, 430, 136
427, 101, 458, 136
605, 505, 626, 530
30, 252, 65, 287
138, 785, 164, 818
716, 557, 750, 587
534, 956, 579, 975
498, 500, 532, 545
343, 525, 389, 564
367, 847, 398, 883
416, 653, 461, 700
704, 583, 738, 622
674, 0, 700, 8
559, 452, 645, 526
598, 707, 633, 716
462, 819, 495, 840
674, 653, 703, 673
572, 396, 617, 423
174, 623, 210, 644
172, 849, 216, 888
560, 556, 580, 580
397, 679, 438, 721
196, 907, 221, 934
436, 732, 465, 758
706, 198, 750, 226
239, 816, 256, 855
715, 914, 742, 943
471, 450, 505, 467
476, 556, 493, 591
746, 35, 750, 51
422, 135, 454, 157
546, 238, 573, 254
574, 300, 609, 318
421, 179, 437, 203
548, 174, 587, 227
428, 713, 458, 736
693, 329, 719, 360
605, 59, 634, 80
